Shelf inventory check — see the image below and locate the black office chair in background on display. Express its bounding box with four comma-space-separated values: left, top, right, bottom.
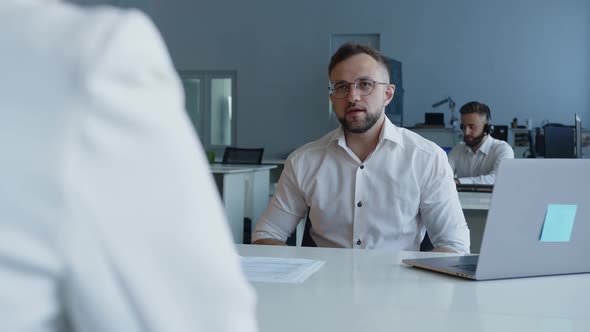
222, 147, 264, 164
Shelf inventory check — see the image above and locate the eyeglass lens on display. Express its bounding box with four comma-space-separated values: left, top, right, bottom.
331, 77, 376, 98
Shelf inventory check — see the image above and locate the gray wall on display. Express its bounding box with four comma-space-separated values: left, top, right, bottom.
71, 0, 590, 159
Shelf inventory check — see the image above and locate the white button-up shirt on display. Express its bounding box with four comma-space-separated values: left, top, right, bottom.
448, 135, 514, 185
254, 118, 470, 253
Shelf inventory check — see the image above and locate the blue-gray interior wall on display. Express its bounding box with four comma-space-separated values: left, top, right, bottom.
71, 0, 590, 159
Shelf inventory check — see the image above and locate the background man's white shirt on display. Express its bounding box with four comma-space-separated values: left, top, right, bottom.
448, 135, 514, 184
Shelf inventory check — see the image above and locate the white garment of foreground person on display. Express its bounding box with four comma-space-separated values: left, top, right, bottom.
0, 1, 257, 331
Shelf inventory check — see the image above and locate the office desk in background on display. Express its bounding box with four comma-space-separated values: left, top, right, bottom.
459, 192, 491, 253
239, 244, 590, 332
210, 164, 277, 243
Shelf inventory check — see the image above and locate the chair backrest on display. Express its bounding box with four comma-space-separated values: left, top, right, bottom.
419, 232, 434, 251
222, 147, 264, 164
300, 215, 317, 247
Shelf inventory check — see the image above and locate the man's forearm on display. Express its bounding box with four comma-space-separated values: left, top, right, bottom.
253, 238, 287, 246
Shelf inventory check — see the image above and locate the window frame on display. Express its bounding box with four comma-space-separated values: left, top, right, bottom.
179, 70, 237, 155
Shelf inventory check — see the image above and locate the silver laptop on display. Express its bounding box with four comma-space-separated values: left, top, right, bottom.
403, 159, 590, 280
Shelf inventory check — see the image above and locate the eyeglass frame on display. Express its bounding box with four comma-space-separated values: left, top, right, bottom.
328, 76, 390, 99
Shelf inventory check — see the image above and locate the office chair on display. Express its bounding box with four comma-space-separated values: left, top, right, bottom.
286, 214, 316, 247
222, 147, 264, 164
490, 125, 509, 142
300, 215, 317, 247
419, 232, 434, 251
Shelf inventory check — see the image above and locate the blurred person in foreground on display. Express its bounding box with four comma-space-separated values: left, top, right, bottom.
0, 1, 257, 331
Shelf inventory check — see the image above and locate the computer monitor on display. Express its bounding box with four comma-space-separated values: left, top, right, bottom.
424, 112, 445, 126
544, 125, 575, 158
575, 113, 582, 158
491, 125, 508, 142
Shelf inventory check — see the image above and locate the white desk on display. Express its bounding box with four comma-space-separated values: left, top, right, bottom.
458, 191, 492, 210
261, 158, 286, 164
211, 164, 276, 243
458, 192, 492, 254
239, 244, 590, 332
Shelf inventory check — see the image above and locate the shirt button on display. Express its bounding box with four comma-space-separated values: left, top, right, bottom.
357, 201, 362, 208
360, 165, 365, 169
356, 239, 361, 245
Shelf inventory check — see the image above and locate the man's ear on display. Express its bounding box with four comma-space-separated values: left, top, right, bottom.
329, 93, 336, 104
383, 84, 395, 106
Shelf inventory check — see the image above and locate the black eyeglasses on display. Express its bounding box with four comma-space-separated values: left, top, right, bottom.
328, 76, 389, 99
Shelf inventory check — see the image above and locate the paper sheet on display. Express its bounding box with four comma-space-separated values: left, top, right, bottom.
241, 256, 325, 283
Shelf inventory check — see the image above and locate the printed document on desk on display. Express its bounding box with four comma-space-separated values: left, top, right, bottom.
241, 256, 325, 283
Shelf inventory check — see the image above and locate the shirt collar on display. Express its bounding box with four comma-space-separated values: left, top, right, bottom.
380, 116, 404, 148
329, 116, 405, 149
464, 134, 493, 155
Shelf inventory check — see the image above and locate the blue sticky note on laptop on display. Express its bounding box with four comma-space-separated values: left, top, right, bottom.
540, 204, 577, 242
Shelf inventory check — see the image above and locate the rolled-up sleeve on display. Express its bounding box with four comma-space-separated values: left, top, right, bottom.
252, 157, 308, 243
420, 149, 471, 253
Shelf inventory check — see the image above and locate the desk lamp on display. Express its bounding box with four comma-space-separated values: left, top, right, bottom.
432, 96, 457, 128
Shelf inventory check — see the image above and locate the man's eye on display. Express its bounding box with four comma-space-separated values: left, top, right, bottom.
358, 80, 373, 88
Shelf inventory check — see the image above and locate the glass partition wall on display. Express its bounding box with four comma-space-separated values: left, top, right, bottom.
180, 71, 237, 157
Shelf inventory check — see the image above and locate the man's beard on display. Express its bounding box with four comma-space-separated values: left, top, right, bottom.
464, 132, 486, 148
336, 103, 382, 134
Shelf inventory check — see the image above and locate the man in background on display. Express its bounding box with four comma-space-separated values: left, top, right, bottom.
0, 1, 257, 331
448, 101, 514, 185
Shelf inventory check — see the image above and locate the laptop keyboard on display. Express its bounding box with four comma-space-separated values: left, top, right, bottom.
452, 264, 477, 272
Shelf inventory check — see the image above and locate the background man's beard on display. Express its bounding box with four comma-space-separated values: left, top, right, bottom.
338, 112, 381, 134
465, 132, 486, 148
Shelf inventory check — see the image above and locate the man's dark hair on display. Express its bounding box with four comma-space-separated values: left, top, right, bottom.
459, 101, 491, 121
328, 42, 391, 77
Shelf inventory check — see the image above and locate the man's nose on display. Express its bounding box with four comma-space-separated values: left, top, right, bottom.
346, 83, 361, 102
